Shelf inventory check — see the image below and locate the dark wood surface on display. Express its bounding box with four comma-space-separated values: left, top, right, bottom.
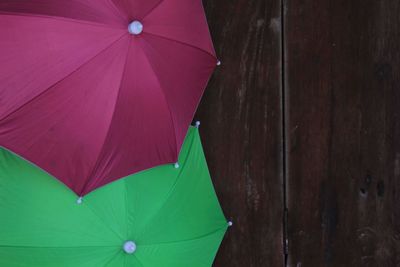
196, 0, 284, 266
197, 0, 400, 265
285, 0, 400, 266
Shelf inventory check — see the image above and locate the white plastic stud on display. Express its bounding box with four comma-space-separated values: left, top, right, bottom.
123, 241, 137, 254
76, 197, 83, 205
217, 60, 221, 66
174, 162, 180, 169
128, 21, 143, 35
195, 121, 201, 128
228, 221, 233, 227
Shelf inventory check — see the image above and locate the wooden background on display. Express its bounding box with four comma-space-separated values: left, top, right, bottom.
196, 0, 400, 266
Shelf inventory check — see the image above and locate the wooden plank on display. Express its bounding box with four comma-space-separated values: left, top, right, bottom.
196, 0, 284, 266
285, 0, 400, 266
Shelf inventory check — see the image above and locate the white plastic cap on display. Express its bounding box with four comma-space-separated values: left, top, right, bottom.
228, 221, 233, 227
76, 197, 83, 205
217, 60, 221, 66
123, 241, 137, 254
174, 162, 180, 169
128, 21, 143, 35
195, 121, 201, 128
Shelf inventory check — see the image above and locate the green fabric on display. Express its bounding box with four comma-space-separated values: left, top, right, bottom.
0, 127, 228, 267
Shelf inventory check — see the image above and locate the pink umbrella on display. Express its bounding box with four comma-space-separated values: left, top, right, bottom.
0, 0, 218, 196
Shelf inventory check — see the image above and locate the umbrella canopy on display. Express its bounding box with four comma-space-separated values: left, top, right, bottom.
0, 127, 229, 267
0, 0, 218, 196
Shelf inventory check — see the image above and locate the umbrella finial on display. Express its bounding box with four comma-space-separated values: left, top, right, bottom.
76, 197, 83, 205
174, 162, 180, 169
228, 221, 233, 227
217, 60, 222, 66
195, 121, 201, 128
128, 21, 143, 35
123, 241, 137, 254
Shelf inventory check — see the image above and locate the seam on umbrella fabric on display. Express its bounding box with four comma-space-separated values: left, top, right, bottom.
139, 33, 216, 153
0, 245, 120, 249
133, 254, 146, 267
137, 38, 179, 157
105, 0, 129, 23
138, 226, 227, 246
144, 31, 217, 60
79, 37, 133, 195
0, 11, 126, 30
0, 32, 128, 123
141, 0, 165, 21
199, 0, 217, 56
124, 254, 128, 267
103, 250, 123, 267
83, 201, 125, 241
135, 131, 196, 239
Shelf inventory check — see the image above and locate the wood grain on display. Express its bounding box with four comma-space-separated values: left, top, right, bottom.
196, 0, 284, 266
285, 0, 400, 266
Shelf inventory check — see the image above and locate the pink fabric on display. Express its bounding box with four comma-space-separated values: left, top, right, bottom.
0, 0, 217, 195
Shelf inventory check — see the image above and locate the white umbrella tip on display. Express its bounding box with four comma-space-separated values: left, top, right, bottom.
76, 197, 83, 205
195, 121, 201, 128
217, 60, 222, 66
128, 21, 143, 35
174, 162, 180, 169
228, 221, 233, 227
123, 241, 137, 254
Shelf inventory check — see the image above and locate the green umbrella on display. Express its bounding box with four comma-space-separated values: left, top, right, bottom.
0, 127, 230, 267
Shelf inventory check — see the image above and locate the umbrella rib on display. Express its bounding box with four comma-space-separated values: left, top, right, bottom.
138, 226, 227, 247
0, 11, 125, 30
134, 161, 182, 239
83, 200, 126, 241
0, 33, 128, 123
144, 32, 217, 61
79, 38, 133, 195
141, 0, 165, 20
135, 132, 197, 239
137, 41, 179, 157
103, 251, 123, 267
0, 245, 119, 249
105, 0, 129, 23
124, 256, 127, 267
133, 255, 146, 267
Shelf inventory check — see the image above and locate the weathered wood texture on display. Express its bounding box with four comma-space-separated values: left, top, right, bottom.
196, 0, 284, 266
285, 0, 400, 266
